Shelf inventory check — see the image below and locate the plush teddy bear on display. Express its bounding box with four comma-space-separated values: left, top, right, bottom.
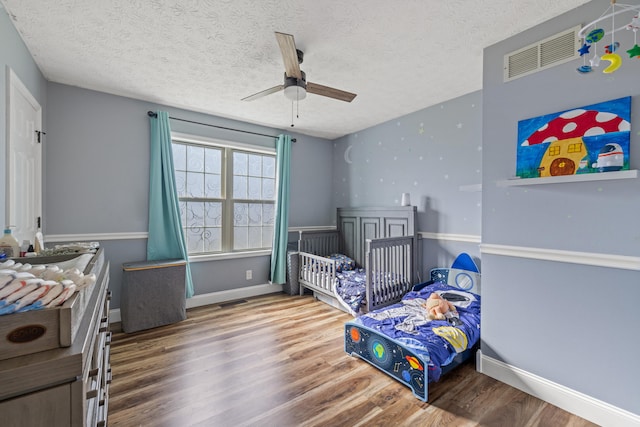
423, 292, 457, 320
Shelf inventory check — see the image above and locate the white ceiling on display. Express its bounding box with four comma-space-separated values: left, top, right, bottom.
2, 0, 590, 140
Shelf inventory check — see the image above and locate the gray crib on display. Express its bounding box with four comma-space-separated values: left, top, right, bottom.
293, 206, 420, 313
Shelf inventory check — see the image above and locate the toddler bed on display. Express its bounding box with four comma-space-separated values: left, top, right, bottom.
299, 236, 415, 315
344, 262, 481, 402
295, 206, 420, 315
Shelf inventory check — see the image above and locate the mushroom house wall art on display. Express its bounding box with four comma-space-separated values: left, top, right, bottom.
516, 96, 631, 179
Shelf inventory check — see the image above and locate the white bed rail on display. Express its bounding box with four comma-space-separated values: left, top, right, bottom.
298, 252, 337, 297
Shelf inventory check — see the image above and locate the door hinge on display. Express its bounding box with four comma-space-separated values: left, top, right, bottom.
37, 217, 41, 229
35, 130, 46, 143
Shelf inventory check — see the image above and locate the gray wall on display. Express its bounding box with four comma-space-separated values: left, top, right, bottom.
44, 83, 334, 309
332, 91, 483, 276
0, 6, 48, 228
482, 0, 639, 415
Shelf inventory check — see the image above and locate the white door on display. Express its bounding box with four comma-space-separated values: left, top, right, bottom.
7, 68, 42, 246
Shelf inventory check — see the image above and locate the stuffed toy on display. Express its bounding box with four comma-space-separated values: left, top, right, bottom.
423, 292, 457, 320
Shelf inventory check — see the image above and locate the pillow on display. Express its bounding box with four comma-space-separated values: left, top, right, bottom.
327, 253, 356, 272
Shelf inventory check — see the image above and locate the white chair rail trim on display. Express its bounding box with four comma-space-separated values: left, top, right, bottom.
49, 229, 479, 244
46, 228, 339, 243
419, 232, 481, 244
481, 243, 640, 271
46, 232, 148, 242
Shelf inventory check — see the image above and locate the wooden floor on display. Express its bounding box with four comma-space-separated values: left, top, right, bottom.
108, 293, 596, 427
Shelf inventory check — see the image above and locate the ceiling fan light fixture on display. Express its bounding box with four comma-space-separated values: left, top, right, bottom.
283, 71, 307, 101
284, 84, 307, 101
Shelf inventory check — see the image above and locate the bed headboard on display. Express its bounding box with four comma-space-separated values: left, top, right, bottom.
296, 230, 341, 254
337, 206, 418, 269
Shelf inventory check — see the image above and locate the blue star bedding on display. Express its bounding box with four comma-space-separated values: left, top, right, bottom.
325, 253, 366, 314
344, 282, 481, 401
333, 268, 367, 314
334, 268, 407, 316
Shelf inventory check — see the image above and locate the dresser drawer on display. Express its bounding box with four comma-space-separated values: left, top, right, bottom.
84, 287, 111, 427
0, 382, 72, 426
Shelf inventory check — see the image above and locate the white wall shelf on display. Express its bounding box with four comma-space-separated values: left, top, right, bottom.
496, 170, 638, 187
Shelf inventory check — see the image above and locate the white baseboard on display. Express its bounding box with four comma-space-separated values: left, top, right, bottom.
185, 283, 283, 308
109, 283, 283, 323
477, 350, 640, 427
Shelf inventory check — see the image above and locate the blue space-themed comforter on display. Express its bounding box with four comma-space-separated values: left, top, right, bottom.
353, 282, 481, 382
333, 268, 367, 315
333, 269, 407, 316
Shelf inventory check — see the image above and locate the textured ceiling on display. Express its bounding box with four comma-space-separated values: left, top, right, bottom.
2, 0, 590, 139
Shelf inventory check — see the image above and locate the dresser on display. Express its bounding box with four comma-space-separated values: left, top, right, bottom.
0, 251, 111, 427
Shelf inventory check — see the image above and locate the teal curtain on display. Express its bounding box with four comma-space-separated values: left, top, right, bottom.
148, 111, 194, 298
270, 134, 292, 284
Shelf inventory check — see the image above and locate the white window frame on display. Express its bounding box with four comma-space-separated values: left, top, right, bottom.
171, 132, 276, 260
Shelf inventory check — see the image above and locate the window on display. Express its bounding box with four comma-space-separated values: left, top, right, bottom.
548, 146, 560, 156
172, 135, 276, 255
567, 142, 582, 153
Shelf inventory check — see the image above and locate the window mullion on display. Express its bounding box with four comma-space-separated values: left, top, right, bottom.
222, 147, 234, 252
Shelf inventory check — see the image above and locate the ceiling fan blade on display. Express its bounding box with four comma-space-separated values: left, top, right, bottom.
241, 84, 284, 101
275, 32, 302, 79
307, 82, 357, 102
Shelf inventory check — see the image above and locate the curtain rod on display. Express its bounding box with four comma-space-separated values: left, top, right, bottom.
147, 111, 296, 142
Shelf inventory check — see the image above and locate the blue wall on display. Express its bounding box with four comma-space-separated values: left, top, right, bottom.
332, 91, 483, 275
482, 0, 639, 416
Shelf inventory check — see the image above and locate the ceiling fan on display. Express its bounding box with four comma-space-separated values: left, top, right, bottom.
242, 32, 357, 103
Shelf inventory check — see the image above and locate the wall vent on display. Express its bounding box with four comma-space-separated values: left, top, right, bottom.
504, 25, 581, 82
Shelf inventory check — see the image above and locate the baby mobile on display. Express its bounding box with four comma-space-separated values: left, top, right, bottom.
577, 0, 640, 74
